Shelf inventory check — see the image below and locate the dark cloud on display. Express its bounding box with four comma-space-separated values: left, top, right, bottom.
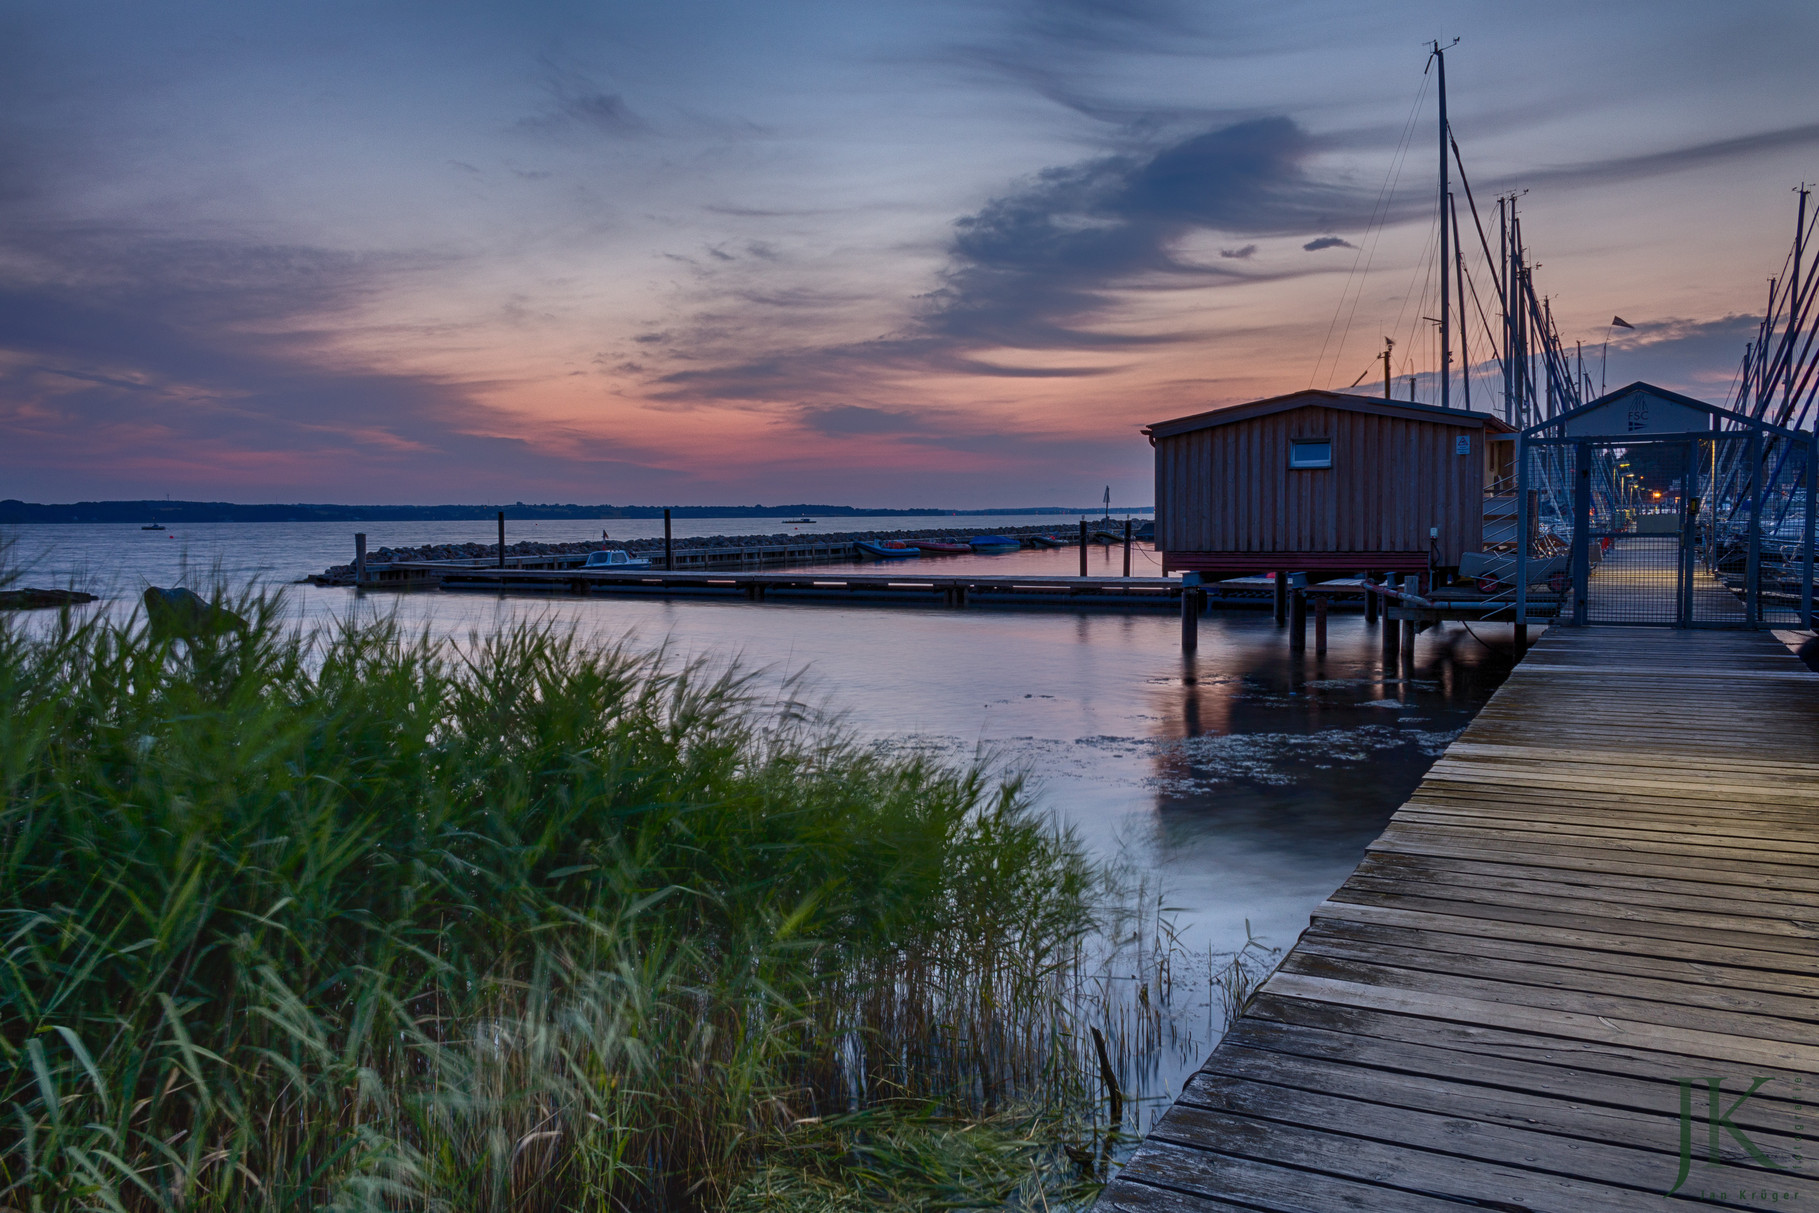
1219, 244, 1258, 259
793, 404, 932, 437
1491, 123, 1819, 194
1302, 236, 1355, 251
656, 116, 1387, 400
515, 57, 646, 138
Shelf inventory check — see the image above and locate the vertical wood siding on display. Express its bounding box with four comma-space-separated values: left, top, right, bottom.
1155, 405, 1487, 562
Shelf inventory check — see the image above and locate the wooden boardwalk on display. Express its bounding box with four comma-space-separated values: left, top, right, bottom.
1101, 626, 1819, 1211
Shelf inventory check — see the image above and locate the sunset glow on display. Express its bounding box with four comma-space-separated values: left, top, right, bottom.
4, 1, 1816, 505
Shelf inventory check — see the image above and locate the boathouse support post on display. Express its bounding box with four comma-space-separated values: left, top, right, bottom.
1123, 518, 1132, 578
1273, 572, 1287, 624
1289, 587, 1306, 650
1364, 573, 1379, 623
497, 511, 506, 569
1747, 430, 1763, 623
1079, 520, 1088, 576
1180, 580, 1199, 652
1381, 576, 1401, 662
1314, 594, 1327, 655
1400, 611, 1417, 662
1805, 434, 1816, 630
1514, 623, 1529, 657
354, 533, 367, 586
1570, 445, 1590, 626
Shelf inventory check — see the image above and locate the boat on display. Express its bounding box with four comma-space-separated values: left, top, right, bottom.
583, 548, 652, 569
855, 539, 921, 559
1029, 534, 1067, 548
141, 523, 165, 531
968, 535, 1022, 554
913, 540, 972, 555
783, 517, 815, 524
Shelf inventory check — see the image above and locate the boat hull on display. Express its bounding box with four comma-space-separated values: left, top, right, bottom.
854, 541, 921, 559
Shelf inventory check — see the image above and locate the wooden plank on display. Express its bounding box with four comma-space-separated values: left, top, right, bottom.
1114, 624, 1819, 1210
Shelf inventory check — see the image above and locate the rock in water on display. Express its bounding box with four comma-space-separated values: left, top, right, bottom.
143, 587, 247, 637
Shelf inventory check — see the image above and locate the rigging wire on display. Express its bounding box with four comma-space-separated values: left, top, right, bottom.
1307, 70, 1432, 389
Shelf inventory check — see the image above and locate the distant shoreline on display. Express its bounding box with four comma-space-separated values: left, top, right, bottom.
0, 500, 1153, 525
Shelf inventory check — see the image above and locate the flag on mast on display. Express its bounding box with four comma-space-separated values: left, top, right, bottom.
1611, 316, 1634, 329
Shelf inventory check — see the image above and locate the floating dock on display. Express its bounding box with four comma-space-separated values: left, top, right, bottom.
416, 565, 1240, 609
1101, 626, 1819, 1211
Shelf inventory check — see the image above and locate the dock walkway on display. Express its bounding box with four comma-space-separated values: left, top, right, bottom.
1101, 626, 1819, 1211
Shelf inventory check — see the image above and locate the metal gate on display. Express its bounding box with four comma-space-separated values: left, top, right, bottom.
1517, 413, 1815, 629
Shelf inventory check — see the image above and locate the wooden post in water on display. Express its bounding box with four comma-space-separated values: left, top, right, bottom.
1079, 519, 1089, 576
1364, 573, 1379, 623
1314, 594, 1327, 655
1400, 611, 1417, 663
1289, 586, 1306, 650
1514, 622, 1529, 657
1181, 584, 1198, 652
1123, 518, 1132, 577
354, 533, 367, 586
1273, 572, 1287, 624
497, 511, 506, 569
664, 508, 673, 570
1381, 575, 1400, 662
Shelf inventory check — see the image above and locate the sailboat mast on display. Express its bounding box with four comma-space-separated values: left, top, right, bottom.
1499, 196, 1513, 425
1434, 40, 1451, 409
1788, 185, 1808, 412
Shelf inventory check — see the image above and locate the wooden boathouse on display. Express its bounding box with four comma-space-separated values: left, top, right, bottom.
1146, 390, 1514, 580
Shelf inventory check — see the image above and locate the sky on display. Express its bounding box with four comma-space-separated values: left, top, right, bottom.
4, 0, 1819, 507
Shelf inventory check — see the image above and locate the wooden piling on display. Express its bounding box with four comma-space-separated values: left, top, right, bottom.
1514, 622, 1529, 658
663, 508, 673, 570
1273, 571, 1287, 624
1400, 612, 1417, 660
1079, 519, 1088, 576
1122, 518, 1132, 577
496, 511, 505, 569
1181, 587, 1198, 651
354, 533, 367, 586
1288, 588, 1306, 650
1381, 576, 1400, 661
1314, 594, 1327, 654
1364, 572, 1379, 623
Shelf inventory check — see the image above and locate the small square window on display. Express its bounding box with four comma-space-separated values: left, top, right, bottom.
1289, 439, 1332, 469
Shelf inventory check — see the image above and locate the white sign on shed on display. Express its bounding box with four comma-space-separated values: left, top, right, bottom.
1563, 389, 1710, 437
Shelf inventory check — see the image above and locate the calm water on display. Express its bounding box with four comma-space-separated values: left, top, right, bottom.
6, 519, 1514, 1107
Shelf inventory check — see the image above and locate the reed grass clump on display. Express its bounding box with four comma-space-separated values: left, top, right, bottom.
0, 594, 1103, 1211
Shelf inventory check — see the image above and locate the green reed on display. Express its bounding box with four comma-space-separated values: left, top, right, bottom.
0, 592, 1113, 1211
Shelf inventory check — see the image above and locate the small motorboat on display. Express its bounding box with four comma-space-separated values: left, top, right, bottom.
1029, 534, 1067, 548
784, 517, 815, 524
855, 539, 921, 559
584, 548, 653, 569
141, 523, 166, 531
968, 535, 1022, 554
913, 540, 972, 555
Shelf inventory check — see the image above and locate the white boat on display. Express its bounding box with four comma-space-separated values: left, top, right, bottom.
583, 549, 652, 569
